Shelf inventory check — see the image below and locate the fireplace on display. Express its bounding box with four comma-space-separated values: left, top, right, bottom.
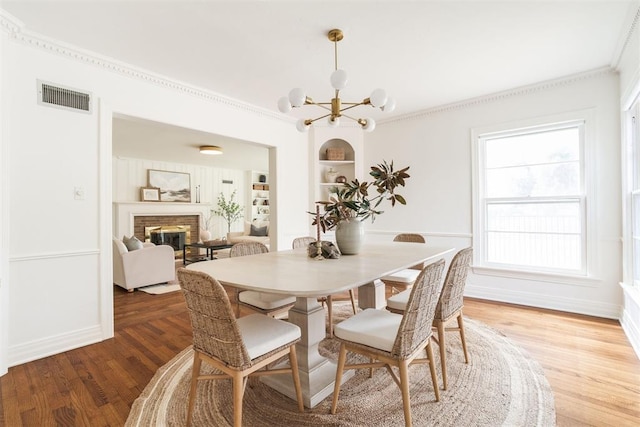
145, 226, 190, 252
133, 214, 200, 258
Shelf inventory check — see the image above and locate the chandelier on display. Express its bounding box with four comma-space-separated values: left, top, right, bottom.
277, 29, 395, 133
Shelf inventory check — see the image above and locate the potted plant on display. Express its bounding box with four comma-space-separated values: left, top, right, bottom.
213, 190, 244, 234
312, 160, 410, 254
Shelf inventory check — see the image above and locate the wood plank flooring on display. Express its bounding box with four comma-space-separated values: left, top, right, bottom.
0, 287, 639, 426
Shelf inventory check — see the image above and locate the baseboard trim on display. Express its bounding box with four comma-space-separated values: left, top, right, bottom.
8, 325, 104, 367
465, 284, 621, 320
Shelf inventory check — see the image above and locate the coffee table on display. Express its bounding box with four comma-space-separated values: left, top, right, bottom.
182, 242, 233, 265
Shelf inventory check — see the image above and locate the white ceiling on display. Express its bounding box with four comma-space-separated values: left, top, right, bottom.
2, 0, 634, 165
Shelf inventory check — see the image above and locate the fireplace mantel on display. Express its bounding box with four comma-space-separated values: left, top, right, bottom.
113, 201, 212, 239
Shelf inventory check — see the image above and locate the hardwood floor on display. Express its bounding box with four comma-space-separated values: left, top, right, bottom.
0, 287, 639, 426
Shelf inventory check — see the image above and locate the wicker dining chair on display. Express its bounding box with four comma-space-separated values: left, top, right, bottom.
177, 268, 304, 427
231, 242, 296, 318
380, 233, 427, 294
292, 237, 357, 337
386, 247, 473, 390
331, 259, 446, 427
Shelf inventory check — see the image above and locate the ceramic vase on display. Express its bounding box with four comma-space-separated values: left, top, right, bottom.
325, 167, 339, 183
199, 229, 212, 243
335, 219, 364, 255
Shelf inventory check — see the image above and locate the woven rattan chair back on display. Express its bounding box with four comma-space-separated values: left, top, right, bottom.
435, 247, 473, 322
392, 259, 446, 358
229, 241, 269, 257
177, 268, 252, 370
292, 236, 315, 249
393, 233, 426, 244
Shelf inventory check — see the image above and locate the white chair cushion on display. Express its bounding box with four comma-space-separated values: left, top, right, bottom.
237, 314, 301, 359
386, 288, 410, 312
238, 291, 296, 310
333, 308, 402, 352
381, 268, 420, 283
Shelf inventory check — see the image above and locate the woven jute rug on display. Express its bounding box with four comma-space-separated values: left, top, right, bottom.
126, 304, 556, 426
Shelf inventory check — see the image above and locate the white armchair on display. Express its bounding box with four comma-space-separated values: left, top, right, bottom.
112, 237, 176, 291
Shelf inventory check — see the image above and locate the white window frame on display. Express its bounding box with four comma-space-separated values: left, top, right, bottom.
472, 110, 597, 282
623, 98, 640, 288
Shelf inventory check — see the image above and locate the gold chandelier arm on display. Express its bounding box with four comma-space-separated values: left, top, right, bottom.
338, 101, 367, 113
306, 113, 333, 124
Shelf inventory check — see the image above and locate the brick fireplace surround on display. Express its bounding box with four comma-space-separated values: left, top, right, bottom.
134, 215, 199, 244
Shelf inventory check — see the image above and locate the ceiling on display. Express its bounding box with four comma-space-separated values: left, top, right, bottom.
2, 0, 634, 164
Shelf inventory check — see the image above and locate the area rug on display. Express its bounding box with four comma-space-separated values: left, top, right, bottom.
138, 283, 181, 295
126, 303, 556, 426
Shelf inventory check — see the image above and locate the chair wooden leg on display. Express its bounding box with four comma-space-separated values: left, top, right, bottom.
349, 289, 357, 314
331, 344, 348, 414
398, 360, 412, 427
232, 372, 244, 427
458, 313, 469, 364
186, 352, 202, 427
426, 341, 440, 402
327, 295, 333, 338
288, 345, 304, 412
436, 320, 447, 390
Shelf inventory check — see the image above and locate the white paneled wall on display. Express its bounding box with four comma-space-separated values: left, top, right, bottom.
112, 156, 248, 237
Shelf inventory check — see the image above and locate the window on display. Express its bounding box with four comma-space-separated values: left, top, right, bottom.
628, 103, 640, 286
474, 120, 586, 275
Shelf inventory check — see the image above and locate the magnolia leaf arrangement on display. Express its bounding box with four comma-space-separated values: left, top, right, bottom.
312, 160, 410, 233
213, 190, 244, 233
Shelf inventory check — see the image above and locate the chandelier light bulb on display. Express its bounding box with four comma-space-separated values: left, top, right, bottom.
296, 118, 310, 132
381, 96, 396, 113
328, 116, 340, 127
289, 88, 306, 108
278, 96, 292, 113
362, 117, 376, 132
369, 88, 388, 108
330, 69, 348, 90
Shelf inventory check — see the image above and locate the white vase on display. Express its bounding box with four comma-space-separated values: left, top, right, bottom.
325, 167, 339, 183
199, 229, 212, 242
335, 219, 364, 255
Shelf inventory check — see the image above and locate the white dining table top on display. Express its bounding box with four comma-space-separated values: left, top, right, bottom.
185, 242, 454, 297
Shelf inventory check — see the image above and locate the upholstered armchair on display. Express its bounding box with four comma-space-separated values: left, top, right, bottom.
112, 237, 176, 291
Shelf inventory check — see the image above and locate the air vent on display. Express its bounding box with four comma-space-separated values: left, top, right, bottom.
37, 80, 92, 113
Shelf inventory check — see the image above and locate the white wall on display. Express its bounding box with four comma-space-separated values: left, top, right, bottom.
0, 19, 8, 376
365, 69, 622, 319
0, 14, 309, 367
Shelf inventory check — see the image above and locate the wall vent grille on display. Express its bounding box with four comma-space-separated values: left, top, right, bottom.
37, 80, 92, 113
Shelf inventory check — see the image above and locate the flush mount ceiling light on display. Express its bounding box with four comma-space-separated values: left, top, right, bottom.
278, 29, 395, 133
199, 145, 223, 155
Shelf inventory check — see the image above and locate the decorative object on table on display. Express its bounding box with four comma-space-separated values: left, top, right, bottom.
277, 29, 395, 132
213, 190, 244, 234
325, 167, 339, 183
140, 187, 161, 202
147, 169, 191, 202
200, 210, 215, 242
307, 241, 340, 259
313, 205, 325, 260
335, 175, 347, 184
311, 160, 411, 255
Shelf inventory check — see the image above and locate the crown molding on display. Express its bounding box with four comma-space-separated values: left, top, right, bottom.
379, 67, 616, 126
611, 1, 640, 70
0, 9, 284, 122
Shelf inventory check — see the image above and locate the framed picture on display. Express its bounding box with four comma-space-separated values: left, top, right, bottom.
147, 169, 191, 202
140, 187, 161, 202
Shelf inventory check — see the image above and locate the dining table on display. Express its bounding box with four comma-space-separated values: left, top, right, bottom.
186, 241, 455, 408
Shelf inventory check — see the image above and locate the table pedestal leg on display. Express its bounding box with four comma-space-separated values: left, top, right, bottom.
358, 279, 386, 310
261, 296, 353, 408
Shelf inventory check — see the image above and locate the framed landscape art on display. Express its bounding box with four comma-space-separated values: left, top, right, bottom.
147, 169, 191, 202
140, 187, 161, 202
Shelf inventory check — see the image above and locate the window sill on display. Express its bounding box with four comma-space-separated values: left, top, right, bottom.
471, 266, 601, 288
620, 282, 640, 305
